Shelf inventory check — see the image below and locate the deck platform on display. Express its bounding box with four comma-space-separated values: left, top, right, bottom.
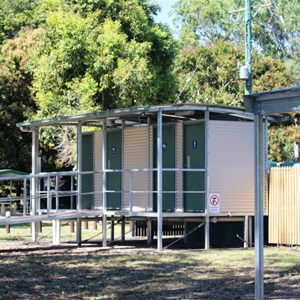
0, 209, 249, 226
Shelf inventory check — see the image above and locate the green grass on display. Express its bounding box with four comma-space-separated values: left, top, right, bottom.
0, 220, 128, 245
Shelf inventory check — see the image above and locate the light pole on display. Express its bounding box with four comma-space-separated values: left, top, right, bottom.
244, 1, 265, 299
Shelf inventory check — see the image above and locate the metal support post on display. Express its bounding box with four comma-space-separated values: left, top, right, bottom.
121, 216, 126, 242
31, 129, 39, 242
102, 120, 107, 247
46, 175, 50, 216
146, 218, 153, 245
184, 221, 188, 244
55, 175, 59, 212
204, 110, 210, 250
52, 219, 61, 245
111, 216, 115, 242
23, 178, 27, 216
76, 218, 82, 246
77, 122, 83, 211
157, 109, 163, 251
249, 216, 253, 246
255, 114, 265, 299
76, 122, 83, 246
244, 215, 249, 248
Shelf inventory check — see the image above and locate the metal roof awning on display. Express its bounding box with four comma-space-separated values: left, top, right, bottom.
17, 103, 253, 130
244, 85, 300, 115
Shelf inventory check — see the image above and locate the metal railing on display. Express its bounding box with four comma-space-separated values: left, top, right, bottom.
0, 167, 206, 216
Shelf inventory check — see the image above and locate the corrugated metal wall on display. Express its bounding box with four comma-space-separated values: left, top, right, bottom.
123, 126, 151, 212
208, 120, 255, 214
94, 131, 103, 209
92, 119, 260, 215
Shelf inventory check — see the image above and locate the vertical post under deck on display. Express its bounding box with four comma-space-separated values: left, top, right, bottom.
102, 120, 108, 247
111, 216, 115, 242
147, 218, 153, 246
244, 215, 249, 248
249, 216, 253, 246
52, 220, 61, 245
157, 109, 163, 251
121, 216, 126, 242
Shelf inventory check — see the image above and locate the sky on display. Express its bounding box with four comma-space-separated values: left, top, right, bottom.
154, 0, 177, 34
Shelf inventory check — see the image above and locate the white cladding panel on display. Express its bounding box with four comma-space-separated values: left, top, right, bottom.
123, 126, 150, 212
208, 121, 255, 213
94, 131, 103, 209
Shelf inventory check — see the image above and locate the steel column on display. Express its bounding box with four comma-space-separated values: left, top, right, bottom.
157, 109, 163, 251
244, 215, 249, 248
255, 114, 264, 299
31, 129, 39, 242
52, 220, 61, 245
76, 122, 82, 246
147, 218, 153, 245
204, 110, 210, 249
102, 120, 108, 247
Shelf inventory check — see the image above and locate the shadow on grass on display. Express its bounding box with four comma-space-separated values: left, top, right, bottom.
0, 243, 298, 300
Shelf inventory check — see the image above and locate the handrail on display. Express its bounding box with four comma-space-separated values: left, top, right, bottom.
0, 167, 206, 216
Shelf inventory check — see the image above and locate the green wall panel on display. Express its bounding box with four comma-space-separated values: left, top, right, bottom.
183, 123, 205, 212
153, 125, 176, 212
107, 130, 122, 210
82, 133, 94, 209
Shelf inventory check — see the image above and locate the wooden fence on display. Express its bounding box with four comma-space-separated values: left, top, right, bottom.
269, 166, 300, 245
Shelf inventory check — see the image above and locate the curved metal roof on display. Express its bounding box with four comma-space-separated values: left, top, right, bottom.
17, 103, 253, 130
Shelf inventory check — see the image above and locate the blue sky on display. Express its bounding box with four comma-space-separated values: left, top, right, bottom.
154, 0, 177, 34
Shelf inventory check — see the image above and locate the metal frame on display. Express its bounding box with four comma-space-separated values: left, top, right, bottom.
12, 103, 259, 251
243, 86, 300, 300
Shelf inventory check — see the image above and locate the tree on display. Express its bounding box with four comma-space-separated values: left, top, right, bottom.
27, 0, 177, 121
268, 117, 300, 162
0, 0, 176, 168
174, 0, 300, 65
0, 28, 39, 171
174, 40, 293, 106
0, 0, 39, 44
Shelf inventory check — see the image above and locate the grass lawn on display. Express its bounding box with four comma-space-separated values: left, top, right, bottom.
0, 222, 299, 299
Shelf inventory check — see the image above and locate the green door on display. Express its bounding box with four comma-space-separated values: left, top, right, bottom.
82, 133, 94, 209
183, 123, 205, 212
107, 130, 122, 210
153, 125, 175, 212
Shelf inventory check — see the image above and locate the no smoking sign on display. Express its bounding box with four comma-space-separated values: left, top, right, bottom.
209, 193, 220, 213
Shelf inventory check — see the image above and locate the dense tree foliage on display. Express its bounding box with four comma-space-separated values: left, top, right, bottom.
269, 120, 300, 162
0, 0, 177, 169
0, 0, 39, 44
0, 0, 298, 169
29, 0, 176, 120
174, 0, 300, 59
174, 40, 293, 106
174, 0, 300, 161
0, 28, 39, 171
